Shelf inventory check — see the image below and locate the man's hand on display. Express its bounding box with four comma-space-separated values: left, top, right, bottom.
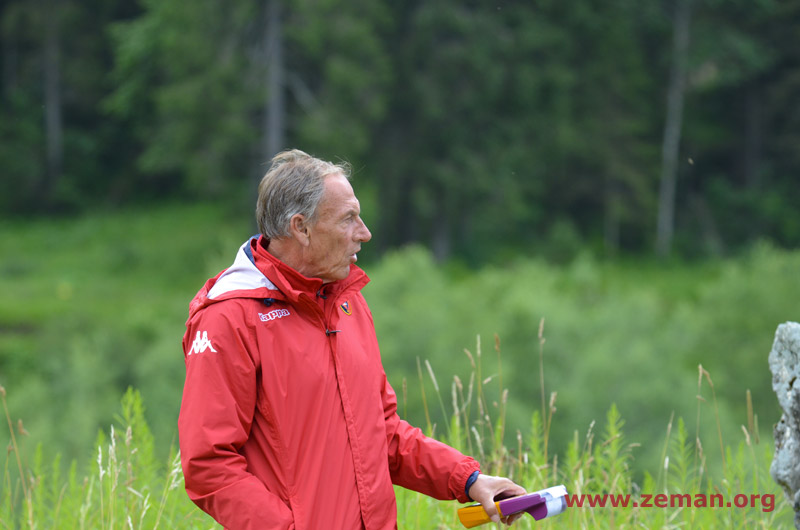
467, 473, 527, 525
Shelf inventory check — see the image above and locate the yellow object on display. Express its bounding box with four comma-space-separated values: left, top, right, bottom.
457, 502, 503, 528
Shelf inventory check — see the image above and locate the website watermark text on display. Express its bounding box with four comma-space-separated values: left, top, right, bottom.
564, 493, 775, 512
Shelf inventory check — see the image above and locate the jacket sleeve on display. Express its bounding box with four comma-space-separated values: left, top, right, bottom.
381, 374, 480, 503
179, 303, 294, 529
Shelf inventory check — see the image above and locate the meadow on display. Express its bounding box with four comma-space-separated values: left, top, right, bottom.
1, 201, 797, 528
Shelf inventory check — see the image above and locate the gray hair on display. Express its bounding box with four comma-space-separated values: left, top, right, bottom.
256, 149, 351, 239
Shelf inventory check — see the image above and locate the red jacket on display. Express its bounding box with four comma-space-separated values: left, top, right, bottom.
179, 236, 480, 529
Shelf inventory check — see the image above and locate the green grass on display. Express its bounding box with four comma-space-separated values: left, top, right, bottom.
1, 335, 790, 528
391, 334, 791, 529
1, 386, 214, 529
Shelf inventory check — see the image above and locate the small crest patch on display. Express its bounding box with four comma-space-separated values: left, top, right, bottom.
340, 301, 352, 315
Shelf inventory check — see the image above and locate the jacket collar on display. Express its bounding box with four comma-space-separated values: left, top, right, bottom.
191, 236, 370, 319
250, 236, 369, 303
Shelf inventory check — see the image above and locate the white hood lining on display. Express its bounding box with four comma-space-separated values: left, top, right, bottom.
207, 240, 278, 300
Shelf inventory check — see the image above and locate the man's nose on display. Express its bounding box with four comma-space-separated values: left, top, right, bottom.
357, 217, 372, 242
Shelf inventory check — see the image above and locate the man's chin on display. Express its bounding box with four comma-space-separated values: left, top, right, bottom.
322, 265, 351, 284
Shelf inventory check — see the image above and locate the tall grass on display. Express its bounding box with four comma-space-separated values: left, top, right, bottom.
0, 330, 792, 528
397, 332, 792, 529
0, 387, 213, 529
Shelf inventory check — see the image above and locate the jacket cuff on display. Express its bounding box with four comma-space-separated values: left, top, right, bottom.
450, 459, 481, 503
464, 470, 480, 501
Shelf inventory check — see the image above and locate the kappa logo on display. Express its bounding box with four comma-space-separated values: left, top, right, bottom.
259, 309, 291, 322
188, 331, 217, 355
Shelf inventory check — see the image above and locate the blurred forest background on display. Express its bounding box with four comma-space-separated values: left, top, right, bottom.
1, 0, 799, 483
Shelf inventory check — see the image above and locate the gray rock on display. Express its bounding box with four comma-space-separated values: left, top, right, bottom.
770, 321, 800, 529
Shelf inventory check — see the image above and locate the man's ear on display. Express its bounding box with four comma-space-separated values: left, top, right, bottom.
288, 214, 311, 246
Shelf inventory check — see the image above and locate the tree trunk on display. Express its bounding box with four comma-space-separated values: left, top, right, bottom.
43, 0, 63, 205
431, 207, 451, 263
263, 0, 285, 163
252, 0, 285, 228
604, 177, 620, 257
655, 0, 692, 258
431, 187, 451, 263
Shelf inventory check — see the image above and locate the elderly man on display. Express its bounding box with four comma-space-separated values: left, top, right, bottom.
179, 149, 525, 529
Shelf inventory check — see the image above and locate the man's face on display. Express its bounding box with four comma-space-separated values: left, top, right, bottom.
301, 173, 371, 283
